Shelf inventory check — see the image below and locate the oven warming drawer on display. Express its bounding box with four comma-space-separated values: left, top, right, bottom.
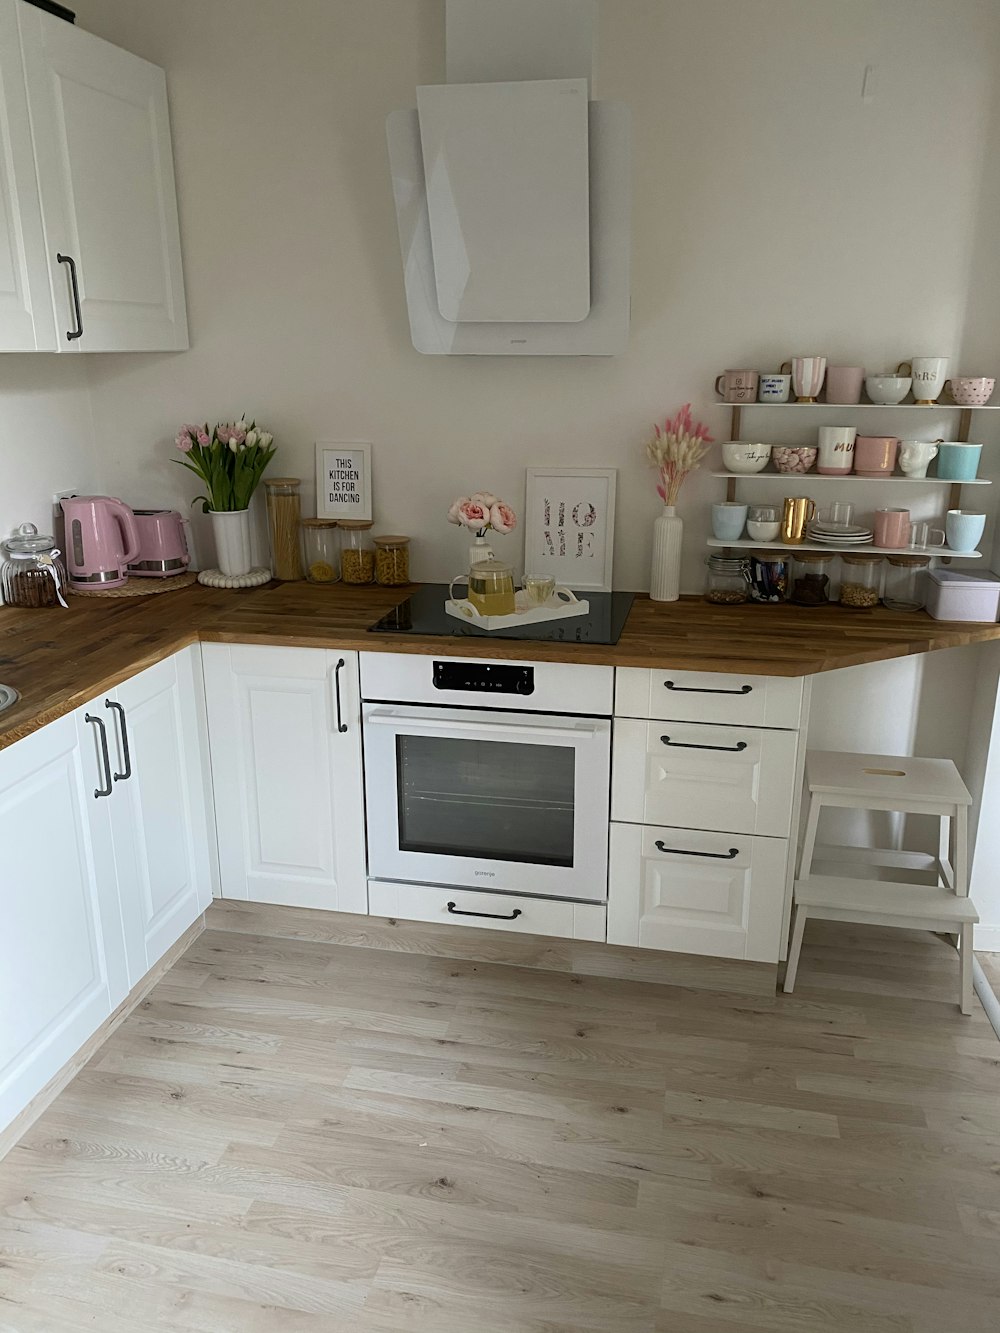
368, 881, 607, 942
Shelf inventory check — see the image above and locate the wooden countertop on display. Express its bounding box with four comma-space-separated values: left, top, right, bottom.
2, 580, 999, 751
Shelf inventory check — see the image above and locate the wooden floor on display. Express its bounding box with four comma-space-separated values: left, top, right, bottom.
2, 912, 1000, 1332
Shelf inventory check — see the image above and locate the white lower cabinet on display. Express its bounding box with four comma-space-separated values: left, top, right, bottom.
368, 881, 607, 942
203, 644, 367, 913
0, 710, 127, 1131
608, 823, 788, 962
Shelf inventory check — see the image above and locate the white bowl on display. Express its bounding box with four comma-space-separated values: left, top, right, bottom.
722, 441, 772, 474
866, 374, 912, 405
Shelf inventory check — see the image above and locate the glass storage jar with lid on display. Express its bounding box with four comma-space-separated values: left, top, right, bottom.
0, 523, 69, 608
791, 552, 835, 606
883, 555, 930, 611
264, 477, 303, 581
301, 518, 340, 583
704, 553, 750, 604
374, 535, 411, 586
839, 553, 883, 608
339, 520, 375, 584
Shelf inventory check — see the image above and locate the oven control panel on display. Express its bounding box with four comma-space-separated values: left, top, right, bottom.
433, 661, 535, 696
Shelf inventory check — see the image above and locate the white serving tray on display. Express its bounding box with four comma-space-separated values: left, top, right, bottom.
445, 591, 590, 631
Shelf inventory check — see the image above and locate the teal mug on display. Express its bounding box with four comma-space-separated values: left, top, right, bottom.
937, 441, 982, 481
945, 510, 986, 553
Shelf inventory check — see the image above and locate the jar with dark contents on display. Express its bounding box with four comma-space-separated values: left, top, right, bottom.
747, 554, 790, 603
704, 553, 750, 604
791, 552, 835, 606
0, 523, 69, 608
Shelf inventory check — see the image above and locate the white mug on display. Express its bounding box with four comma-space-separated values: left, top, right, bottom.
758, 373, 791, 403
901, 357, 949, 405
816, 426, 856, 476
898, 439, 939, 479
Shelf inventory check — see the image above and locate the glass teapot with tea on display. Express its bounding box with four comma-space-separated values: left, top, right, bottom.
449, 557, 516, 617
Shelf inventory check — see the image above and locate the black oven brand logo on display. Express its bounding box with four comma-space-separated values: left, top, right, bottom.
475, 869, 496, 878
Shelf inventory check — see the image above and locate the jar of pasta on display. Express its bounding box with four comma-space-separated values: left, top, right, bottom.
264, 478, 303, 581
839, 554, 883, 608
301, 518, 340, 584
339, 520, 375, 584
374, 535, 411, 586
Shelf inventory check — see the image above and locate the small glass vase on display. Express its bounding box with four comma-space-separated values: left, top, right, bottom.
210, 508, 252, 577
650, 505, 683, 602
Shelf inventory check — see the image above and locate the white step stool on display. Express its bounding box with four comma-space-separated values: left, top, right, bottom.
783, 750, 978, 1014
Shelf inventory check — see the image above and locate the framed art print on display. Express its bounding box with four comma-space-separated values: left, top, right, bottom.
316, 441, 372, 521
524, 467, 617, 592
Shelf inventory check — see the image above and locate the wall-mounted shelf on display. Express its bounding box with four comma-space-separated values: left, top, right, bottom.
711, 470, 992, 486
719, 401, 1000, 411
706, 538, 983, 560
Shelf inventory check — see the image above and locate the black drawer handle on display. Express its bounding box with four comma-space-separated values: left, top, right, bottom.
57, 252, 84, 341
447, 901, 522, 921
85, 713, 113, 798
655, 841, 739, 859
660, 735, 748, 753
105, 700, 132, 781
664, 681, 752, 696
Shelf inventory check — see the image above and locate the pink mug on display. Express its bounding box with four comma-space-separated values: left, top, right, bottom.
715, 369, 759, 403
873, 508, 910, 549
854, 435, 899, 477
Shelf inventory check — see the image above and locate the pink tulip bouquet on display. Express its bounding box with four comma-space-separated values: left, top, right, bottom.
447, 491, 517, 538
646, 403, 713, 506
174, 417, 276, 513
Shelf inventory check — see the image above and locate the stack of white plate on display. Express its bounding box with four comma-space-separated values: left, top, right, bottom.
807, 521, 874, 546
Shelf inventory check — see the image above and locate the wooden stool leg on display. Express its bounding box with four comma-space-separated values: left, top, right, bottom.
959, 922, 974, 1015
783, 905, 809, 994
797, 794, 822, 880
938, 815, 954, 888
954, 805, 970, 897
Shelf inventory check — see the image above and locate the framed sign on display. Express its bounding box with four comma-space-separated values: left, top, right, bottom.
524, 467, 617, 592
316, 441, 372, 521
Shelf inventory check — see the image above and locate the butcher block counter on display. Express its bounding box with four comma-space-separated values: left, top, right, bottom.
2, 580, 1000, 751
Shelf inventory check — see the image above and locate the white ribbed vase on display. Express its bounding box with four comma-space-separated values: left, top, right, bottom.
210, 508, 253, 577
649, 505, 683, 602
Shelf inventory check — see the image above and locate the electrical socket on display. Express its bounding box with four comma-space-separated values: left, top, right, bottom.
52, 488, 77, 516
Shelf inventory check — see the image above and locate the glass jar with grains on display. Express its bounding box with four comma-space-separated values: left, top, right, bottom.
374, 535, 411, 586
301, 518, 340, 584
339, 520, 375, 584
839, 554, 883, 608
704, 553, 750, 605
264, 478, 303, 581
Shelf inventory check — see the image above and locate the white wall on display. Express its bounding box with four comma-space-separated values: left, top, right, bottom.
73, 0, 1000, 588
0, 358, 99, 541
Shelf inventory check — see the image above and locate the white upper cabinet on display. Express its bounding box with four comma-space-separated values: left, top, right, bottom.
0, 0, 54, 349
0, 0, 188, 353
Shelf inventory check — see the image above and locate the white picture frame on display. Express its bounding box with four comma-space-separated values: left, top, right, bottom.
316, 441, 372, 521
523, 467, 616, 592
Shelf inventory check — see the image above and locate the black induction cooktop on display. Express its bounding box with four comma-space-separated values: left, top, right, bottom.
368, 584, 635, 645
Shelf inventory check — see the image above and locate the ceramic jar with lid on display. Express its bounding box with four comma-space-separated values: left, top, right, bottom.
839, 554, 883, 608
704, 553, 750, 604
883, 555, 930, 611
339, 520, 375, 584
0, 523, 69, 608
301, 518, 340, 583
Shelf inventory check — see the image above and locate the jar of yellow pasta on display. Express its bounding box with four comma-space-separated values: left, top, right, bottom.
339, 520, 375, 585
301, 518, 340, 584
374, 535, 411, 586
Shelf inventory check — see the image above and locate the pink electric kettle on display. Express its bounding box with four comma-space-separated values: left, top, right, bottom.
60, 496, 142, 589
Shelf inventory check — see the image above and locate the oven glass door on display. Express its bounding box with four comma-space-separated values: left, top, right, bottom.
363, 704, 611, 901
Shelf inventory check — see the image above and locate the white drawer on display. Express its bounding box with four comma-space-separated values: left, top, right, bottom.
615, 667, 804, 729
612, 718, 798, 837
367, 881, 607, 942
608, 823, 787, 962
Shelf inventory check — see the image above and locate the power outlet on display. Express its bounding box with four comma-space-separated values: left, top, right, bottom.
52, 488, 78, 516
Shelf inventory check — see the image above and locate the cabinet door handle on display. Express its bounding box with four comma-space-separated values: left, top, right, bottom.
85, 713, 113, 798
105, 700, 132, 781
664, 680, 752, 696
334, 658, 349, 734
447, 902, 523, 921
660, 735, 748, 753
56, 253, 84, 342
655, 841, 739, 859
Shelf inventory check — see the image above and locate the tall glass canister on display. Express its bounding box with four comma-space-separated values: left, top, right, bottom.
264, 478, 303, 581
301, 518, 340, 583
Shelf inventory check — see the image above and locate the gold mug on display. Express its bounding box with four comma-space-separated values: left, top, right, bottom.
782, 496, 815, 545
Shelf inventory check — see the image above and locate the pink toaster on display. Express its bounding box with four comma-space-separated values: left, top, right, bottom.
128, 509, 190, 578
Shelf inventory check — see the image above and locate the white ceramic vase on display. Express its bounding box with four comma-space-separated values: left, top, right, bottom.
650, 505, 683, 602
210, 508, 253, 577
470, 535, 495, 565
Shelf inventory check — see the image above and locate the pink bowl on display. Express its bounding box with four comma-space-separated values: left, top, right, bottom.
772, 446, 817, 474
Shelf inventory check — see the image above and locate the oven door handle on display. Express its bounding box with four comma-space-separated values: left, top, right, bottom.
365, 709, 598, 741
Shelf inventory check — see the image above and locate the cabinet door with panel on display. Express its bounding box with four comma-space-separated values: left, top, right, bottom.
608, 823, 788, 962
104, 646, 214, 985
18, 2, 188, 351
0, 0, 55, 350
0, 710, 127, 1132
612, 718, 797, 837
203, 645, 367, 913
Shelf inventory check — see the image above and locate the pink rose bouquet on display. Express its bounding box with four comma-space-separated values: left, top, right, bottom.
173, 416, 276, 512
645, 403, 713, 506
448, 490, 517, 538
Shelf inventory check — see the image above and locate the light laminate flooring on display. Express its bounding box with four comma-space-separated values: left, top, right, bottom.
2, 912, 1000, 1332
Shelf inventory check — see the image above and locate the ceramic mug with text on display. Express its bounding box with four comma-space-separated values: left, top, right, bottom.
758, 373, 792, 403
715, 369, 759, 403
899, 358, 948, 405
817, 426, 857, 475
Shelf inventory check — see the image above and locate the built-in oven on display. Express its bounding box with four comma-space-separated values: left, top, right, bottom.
361, 653, 613, 904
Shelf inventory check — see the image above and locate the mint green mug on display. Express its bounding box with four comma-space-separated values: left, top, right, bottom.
937, 442, 982, 481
